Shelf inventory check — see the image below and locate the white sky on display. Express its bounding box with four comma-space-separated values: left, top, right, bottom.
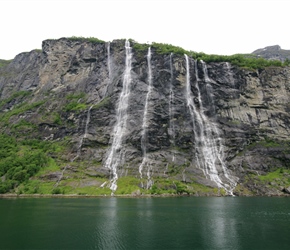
0, 0, 289, 59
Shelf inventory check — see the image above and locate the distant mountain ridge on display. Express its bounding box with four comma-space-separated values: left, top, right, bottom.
251, 45, 290, 62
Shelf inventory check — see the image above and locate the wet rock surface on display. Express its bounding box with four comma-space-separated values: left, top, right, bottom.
1, 38, 290, 195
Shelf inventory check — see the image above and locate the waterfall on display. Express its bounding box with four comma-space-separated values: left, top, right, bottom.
55, 104, 93, 187
107, 42, 112, 81
101, 42, 112, 99
225, 62, 235, 86
139, 47, 153, 188
84, 105, 93, 138
201, 61, 237, 193
185, 55, 236, 195
169, 53, 175, 162
201, 60, 211, 82
72, 105, 93, 162
105, 40, 133, 193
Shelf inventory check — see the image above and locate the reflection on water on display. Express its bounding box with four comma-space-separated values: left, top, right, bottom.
199, 198, 239, 250
136, 198, 154, 249
93, 198, 121, 249
0, 197, 290, 250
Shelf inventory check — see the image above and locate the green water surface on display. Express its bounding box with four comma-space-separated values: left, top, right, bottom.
0, 197, 289, 249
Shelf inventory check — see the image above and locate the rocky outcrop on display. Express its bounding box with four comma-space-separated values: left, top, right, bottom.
252, 45, 290, 62
1, 37, 290, 195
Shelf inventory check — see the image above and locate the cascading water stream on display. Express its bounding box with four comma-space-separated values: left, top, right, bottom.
71, 42, 112, 164
185, 55, 236, 195
105, 40, 133, 193
107, 42, 112, 80
72, 105, 93, 162
84, 105, 93, 138
201, 61, 237, 193
139, 47, 153, 188
55, 104, 93, 187
225, 62, 235, 86
169, 53, 176, 162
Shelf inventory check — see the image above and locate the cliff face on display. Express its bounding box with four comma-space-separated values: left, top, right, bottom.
252, 45, 290, 62
1, 38, 290, 196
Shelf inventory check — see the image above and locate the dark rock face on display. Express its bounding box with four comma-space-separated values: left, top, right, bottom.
1, 38, 290, 195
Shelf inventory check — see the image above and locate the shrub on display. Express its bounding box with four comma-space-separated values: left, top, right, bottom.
64, 101, 87, 112
152, 42, 187, 55
67, 36, 105, 44
131, 40, 286, 70
52, 187, 62, 194
0, 134, 57, 193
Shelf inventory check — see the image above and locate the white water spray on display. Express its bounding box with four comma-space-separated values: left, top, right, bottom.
225, 62, 235, 86
105, 40, 133, 193
139, 47, 154, 188
201, 61, 237, 192
185, 55, 236, 195
84, 105, 93, 138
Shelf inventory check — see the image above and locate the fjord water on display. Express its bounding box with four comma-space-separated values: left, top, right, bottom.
1, 197, 289, 250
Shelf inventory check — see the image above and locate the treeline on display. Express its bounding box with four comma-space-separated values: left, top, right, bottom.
67, 36, 105, 44
0, 135, 54, 193
65, 36, 288, 70
193, 53, 288, 70
2, 36, 289, 74
151, 43, 289, 70
130, 40, 289, 70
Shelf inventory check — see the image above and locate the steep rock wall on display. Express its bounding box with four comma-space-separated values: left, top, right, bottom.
1, 38, 290, 195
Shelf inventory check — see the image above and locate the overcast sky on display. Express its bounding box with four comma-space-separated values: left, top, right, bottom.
1, 0, 289, 59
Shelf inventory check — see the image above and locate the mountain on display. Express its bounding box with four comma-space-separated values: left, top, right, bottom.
252, 45, 290, 62
1, 37, 290, 196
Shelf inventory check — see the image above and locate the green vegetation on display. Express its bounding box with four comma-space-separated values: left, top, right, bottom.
67, 36, 105, 44
146, 178, 221, 196
132, 41, 150, 53
0, 59, 12, 68
39, 110, 63, 125
114, 176, 142, 195
0, 100, 46, 125
45, 36, 290, 70
2, 38, 290, 197
131, 40, 187, 55
258, 168, 290, 183
64, 92, 87, 112
189, 51, 286, 70
11, 120, 37, 132
206, 54, 285, 70
131, 40, 288, 70
258, 137, 284, 148
52, 112, 62, 125
0, 133, 69, 194
152, 42, 187, 55
64, 102, 87, 112
66, 92, 86, 100
0, 135, 58, 193
92, 97, 111, 110
32, 49, 42, 53
238, 137, 290, 157
0, 91, 31, 109
233, 184, 253, 196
